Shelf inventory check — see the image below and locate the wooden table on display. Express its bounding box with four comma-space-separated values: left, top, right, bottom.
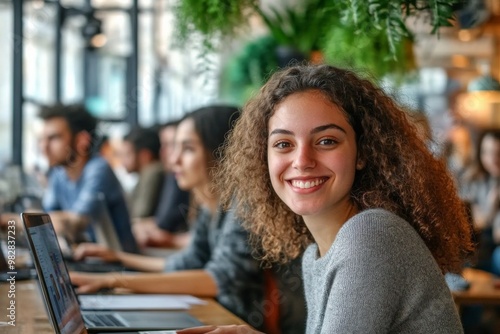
0, 279, 247, 334
452, 268, 500, 332
452, 268, 500, 307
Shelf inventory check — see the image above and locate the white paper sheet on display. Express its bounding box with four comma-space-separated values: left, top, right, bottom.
78, 294, 207, 310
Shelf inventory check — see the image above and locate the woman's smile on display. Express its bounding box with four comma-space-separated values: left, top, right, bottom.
287, 177, 329, 191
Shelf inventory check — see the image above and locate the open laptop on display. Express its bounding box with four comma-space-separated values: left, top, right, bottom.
0, 236, 36, 281
21, 212, 203, 334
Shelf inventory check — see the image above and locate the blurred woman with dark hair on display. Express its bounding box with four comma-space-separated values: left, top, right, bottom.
462, 129, 500, 275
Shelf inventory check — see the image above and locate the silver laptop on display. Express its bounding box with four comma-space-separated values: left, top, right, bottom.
21, 212, 203, 334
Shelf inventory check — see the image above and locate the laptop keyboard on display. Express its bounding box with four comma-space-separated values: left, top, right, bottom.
83, 313, 125, 327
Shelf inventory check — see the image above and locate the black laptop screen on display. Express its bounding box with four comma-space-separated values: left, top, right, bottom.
0, 243, 8, 272
26, 216, 86, 334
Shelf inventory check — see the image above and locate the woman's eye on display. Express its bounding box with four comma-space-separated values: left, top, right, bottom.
318, 138, 337, 146
182, 145, 194, 153
274, 141, 290, 149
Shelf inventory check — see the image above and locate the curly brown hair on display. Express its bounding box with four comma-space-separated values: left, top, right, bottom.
217, 64, 474, 273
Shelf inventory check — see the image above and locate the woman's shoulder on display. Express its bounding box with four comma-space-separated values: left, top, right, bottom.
303, 243, 318, 258
333, 208, 441, 273
337, 208, 425, 252
344, 208, 410, 232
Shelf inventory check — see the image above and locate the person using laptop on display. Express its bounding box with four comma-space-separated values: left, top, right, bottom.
70, 105, 306, 334
38, 104, 138, 253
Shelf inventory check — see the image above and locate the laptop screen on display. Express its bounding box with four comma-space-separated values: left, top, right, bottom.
0, 244, 8, 272
22, 213, 86, 334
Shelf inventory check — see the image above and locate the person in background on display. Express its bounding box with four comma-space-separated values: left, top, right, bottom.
441, 123, 474, 189
120, 126, 164, 219
132, 120, 191, 248
69, 105, 306, 333
39, 104, 138, 253
179, 64, 473, 334
95, 135, 112, 161
461, 129, 500, 275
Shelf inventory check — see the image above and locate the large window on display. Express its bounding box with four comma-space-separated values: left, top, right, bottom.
1, 0, 223, 172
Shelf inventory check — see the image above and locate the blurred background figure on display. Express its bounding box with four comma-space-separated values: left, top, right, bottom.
38, 104, 138, 253
461, 129, 500, 274
119, 126, 164, 219
442, 123, 475, 188
132, 121, 191, 249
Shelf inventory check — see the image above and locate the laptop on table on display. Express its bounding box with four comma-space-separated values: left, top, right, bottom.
21, 212, 203, 334
0, 234, 36, 281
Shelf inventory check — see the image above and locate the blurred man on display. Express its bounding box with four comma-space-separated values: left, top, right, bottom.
39, 104, 138, 253
132, 121, 191, 248
120, 127, 164, 218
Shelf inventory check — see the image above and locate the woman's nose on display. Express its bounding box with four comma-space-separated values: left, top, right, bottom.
292, 145, 316, 170
169, 146, 181, 166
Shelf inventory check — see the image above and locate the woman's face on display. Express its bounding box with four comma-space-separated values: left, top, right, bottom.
171, 118, 210, 191
267, 90, 360, 218
480, 134, 500, 177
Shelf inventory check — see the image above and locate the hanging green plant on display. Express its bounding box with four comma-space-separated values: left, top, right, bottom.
220, 35, 281, 105
213, 0, 463, 105
172, 0, 462, 57
255, 0, 335, 54
341, 0, 460, 56
172, 0, 258, 50
322, 22, 416, 79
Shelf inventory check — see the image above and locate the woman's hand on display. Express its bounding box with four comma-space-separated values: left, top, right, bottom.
73, 242, 120, 263
176, 325, 264, 334
69, 271, 116, 294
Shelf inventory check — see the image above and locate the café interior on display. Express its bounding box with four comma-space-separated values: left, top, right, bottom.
1, 1, 500, 333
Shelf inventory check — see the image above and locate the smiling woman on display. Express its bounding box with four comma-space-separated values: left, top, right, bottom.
181, 64, 476, 334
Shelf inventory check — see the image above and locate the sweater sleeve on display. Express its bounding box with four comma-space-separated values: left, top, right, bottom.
164, 208, 211, 271
203, 210, 263, 320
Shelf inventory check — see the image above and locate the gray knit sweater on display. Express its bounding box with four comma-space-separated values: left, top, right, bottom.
302, 209, 463, 334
